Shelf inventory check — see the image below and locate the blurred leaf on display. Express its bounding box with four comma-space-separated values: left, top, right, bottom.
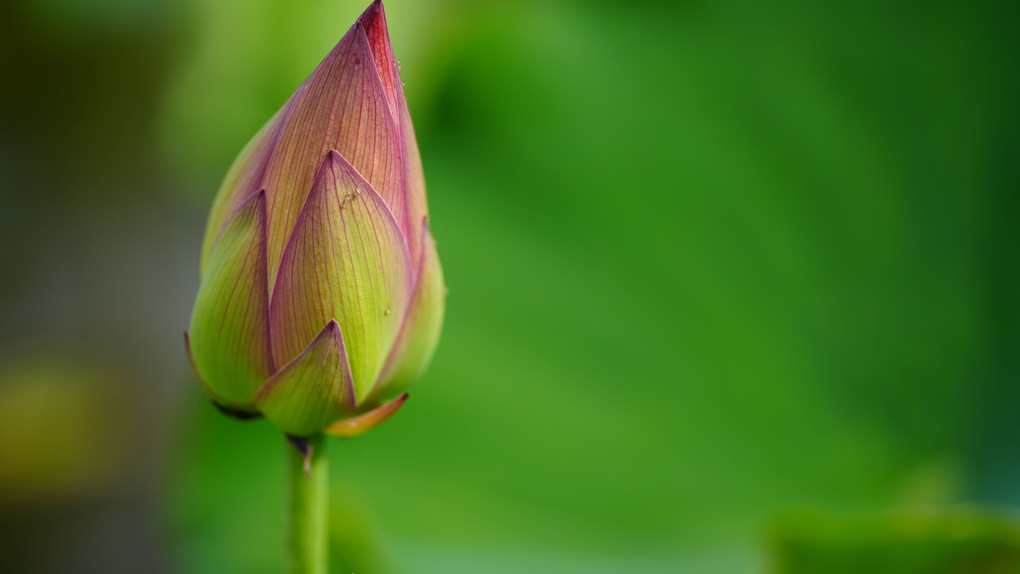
767, 509, 1020, 574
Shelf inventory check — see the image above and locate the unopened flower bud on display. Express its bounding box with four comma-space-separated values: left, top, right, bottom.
185, 1, 444, 438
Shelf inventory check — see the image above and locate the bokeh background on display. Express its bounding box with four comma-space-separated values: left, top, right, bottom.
0, 0, 1017, 572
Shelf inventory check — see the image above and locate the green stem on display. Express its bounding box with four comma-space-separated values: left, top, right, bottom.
285, 434, 328, 574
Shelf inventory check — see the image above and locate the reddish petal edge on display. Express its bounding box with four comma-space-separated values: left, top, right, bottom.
357, 0, 400, 122
184, 331, 260, 415
322, 392, 409, 438
357, 0, 424, 259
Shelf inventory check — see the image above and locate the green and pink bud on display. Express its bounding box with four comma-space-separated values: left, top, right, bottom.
185, 1, 444, 438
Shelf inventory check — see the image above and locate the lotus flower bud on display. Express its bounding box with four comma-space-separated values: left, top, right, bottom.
185, 1, 444, 438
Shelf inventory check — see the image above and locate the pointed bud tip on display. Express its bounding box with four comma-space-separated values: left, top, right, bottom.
357, 0, 386, 28
356, 0, 394, 62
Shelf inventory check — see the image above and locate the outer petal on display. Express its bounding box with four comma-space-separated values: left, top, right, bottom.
255, 320, 355, 436
358, 1, 400, 122
261, 23, 404, 288
371, 220, 445, 402
360, 0, 428, 265
271, 150, 411, 403
324, 392, 408, 438
200, 100, 293, 276
188, 192, 274, 405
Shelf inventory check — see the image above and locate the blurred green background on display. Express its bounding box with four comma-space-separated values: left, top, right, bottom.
0, 0, 1017, 572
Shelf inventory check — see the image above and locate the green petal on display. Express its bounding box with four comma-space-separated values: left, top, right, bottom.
371, 220, 445, 401
188, 192, 274, 405
270, 150, 411, 403
184, 331, 260, 415
255, 320, 355, 436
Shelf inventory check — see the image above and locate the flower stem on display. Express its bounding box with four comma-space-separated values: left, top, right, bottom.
285, 434, 327, 574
